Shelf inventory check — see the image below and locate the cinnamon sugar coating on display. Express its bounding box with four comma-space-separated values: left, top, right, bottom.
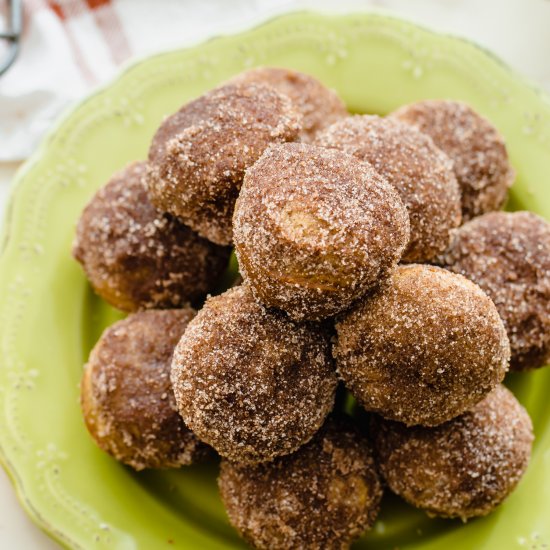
233, 143, 410, 321
73, 161, 230, 312
170, 285, 337, 464
316, 115, 461, 262
218, 415, 383, 550
229, 66, 347, 142
391, 100, 515, 220
372, 385, 533, 520
146, 83, 302, 245
334, 265, 510, 426
438, 211, 550, 371
81, 309, 208, 471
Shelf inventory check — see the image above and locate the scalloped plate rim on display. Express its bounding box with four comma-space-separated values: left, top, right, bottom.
0, 9, 550, 549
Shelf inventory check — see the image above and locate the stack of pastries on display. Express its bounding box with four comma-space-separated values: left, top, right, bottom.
74, 67, 550, 549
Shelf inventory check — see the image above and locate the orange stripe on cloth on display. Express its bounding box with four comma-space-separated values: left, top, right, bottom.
90, 1, 132, 64
47, 0, 65, 19
85, 0, 110, 8
46, 0, 97, 84
48, 0, 89, 18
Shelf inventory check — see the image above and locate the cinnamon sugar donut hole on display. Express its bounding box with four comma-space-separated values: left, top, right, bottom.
316, 115, 461, 262
170, 285, 337, 464
218, 415, 383, 550
233, 143, 410, 321
229, 66, 348, 142
439, 211, 550, 371
81, 309, 208, 471
372, 385, 533, 520
334, 264, 510, 426
73, 161, 230, 312
391, 100, 515, 220
146, 83, 302, 245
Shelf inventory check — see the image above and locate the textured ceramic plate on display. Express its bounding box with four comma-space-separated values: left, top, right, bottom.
1, 11, 550, 550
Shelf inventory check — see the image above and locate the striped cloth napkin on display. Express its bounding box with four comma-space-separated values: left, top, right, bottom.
0, 0, 293, 161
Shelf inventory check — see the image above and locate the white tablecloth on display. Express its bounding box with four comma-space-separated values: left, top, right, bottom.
1, 0, 549, 547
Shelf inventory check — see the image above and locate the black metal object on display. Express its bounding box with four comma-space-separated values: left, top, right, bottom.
0, 0, 22, 77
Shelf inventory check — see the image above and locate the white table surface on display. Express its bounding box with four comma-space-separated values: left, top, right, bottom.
1, 0, 550, 547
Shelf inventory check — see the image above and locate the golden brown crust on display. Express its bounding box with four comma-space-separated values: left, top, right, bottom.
316, 115, 461, 262
233, 143, 410, 321
81, 309, 209, 470
72, 161, 230, 312
146, 83, 302, 244
438, 211, 550, 370
391, 100, 515, 220
170, 285, 338, 464
218, 416, 383, 549
229, 67, 348, 142
371, 385, 533, 520
334, 264, 510, 426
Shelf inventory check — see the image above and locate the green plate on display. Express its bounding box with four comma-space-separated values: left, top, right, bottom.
1, 11, 549, 550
